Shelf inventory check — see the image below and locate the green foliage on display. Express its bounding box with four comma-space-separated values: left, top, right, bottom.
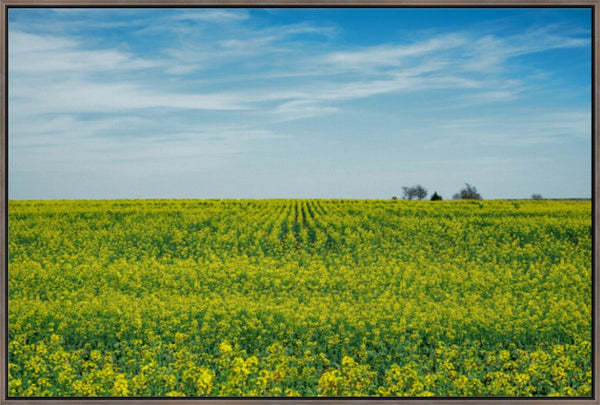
430, 192, 443, 201
8, 199, 592, 397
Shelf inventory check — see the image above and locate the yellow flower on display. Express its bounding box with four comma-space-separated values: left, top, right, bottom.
219, 341, 233, 356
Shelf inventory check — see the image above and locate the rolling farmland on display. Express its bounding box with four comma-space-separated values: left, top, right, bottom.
8, 199, 592, 397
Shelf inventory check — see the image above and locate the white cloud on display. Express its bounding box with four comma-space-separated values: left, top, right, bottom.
464, 25, 589, 73
323, 34, 467, 72
9, 30, 76, 53
11, 80, 250, 116
9, 30, 159, 73
274, 100, 339, 121
160, 20, 338, 76
171, 9, 250, 23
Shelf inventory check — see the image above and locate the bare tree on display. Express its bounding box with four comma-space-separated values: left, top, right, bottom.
414, 185, 428, 200
402, 185, 428, 200
531, 194, 543, 200
453, 183, 482, 200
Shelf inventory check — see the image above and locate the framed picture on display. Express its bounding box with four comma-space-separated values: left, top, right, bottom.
1, 1, 597, 404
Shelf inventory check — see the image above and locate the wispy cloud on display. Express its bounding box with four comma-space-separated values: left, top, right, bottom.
171, 9, 250, 23
12, 10, 588, 122
9, 79, 251, 128
10, 31, 158, 73
322, 34, 467, 72
463, 25, 589, 72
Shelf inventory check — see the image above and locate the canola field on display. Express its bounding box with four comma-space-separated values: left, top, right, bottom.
8, 199, 592, 397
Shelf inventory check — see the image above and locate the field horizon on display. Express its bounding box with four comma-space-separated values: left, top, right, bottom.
7, 197, 594, 202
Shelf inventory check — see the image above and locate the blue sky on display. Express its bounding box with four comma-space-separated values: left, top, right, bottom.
8, 7, 592, 200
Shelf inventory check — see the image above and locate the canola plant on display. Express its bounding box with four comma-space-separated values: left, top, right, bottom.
8, 199, 592, 397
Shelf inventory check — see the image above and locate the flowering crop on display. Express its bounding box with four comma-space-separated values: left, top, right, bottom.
8, 199, 592, 397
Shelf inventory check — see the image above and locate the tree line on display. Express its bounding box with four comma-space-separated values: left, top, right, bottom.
394, 183, 482, 201
394, 184, 544, 201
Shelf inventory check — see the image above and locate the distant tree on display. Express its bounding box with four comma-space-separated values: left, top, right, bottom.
430, 191, 443, 201
402, 185, 428, 200
414, 185, 428, 200
391, 196, 398, 200
531, 194, 543, 200
453, 183, 482, 200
